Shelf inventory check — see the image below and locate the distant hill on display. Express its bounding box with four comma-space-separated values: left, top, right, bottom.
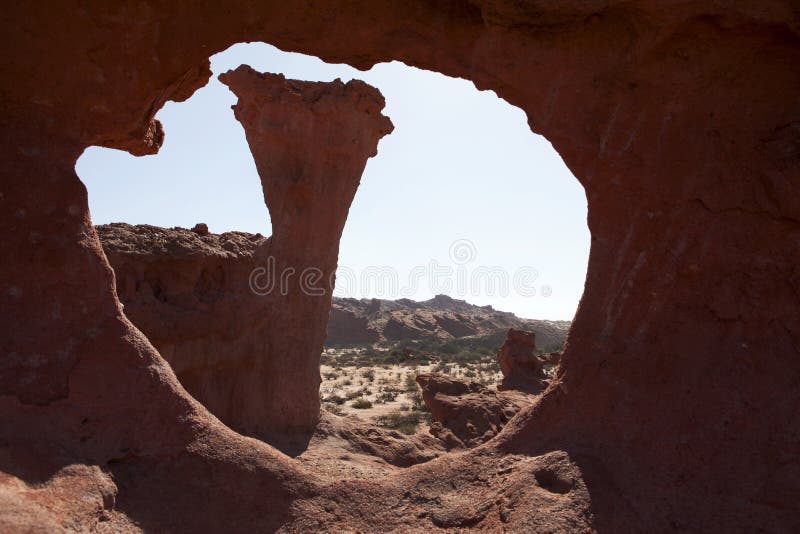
327, 294, 570, 352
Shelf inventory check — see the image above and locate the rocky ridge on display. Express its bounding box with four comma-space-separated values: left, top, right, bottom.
328, 294, 570, 350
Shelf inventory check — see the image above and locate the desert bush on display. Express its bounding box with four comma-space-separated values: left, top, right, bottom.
409, 392, 428, 413
376, 390, 398, 403
344, 386, 370, 400
351, 398, 373, 409
375, 410, 424, 435
323, 394, 346, 405
324, 403, 344, 415
361, 368, 376, 381
432, 361, 452, 374
404, 373, 418, 392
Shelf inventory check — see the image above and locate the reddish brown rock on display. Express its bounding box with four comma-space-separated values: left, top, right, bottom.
416, 373, 534, 449
327, 294, 570, 348
97, 223, 287, 438
326, 305, 381, 346
1, 2, 799, 532
308, 411, 443, 471
96, 68, 393, 444
190, 222, 209, 236
209, 66, 392, 440
497, 328, 548, 392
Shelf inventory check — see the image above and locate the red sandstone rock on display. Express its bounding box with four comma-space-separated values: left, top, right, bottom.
97, 223, 287, 438
326, 305, 381, 345
190, 222, 209, 236
98, 68, 393, 443
497, 328, 548, 392
416, 373, 534, 449
211, 66, 391, 439
1, 2, 798, 532
310, 411, 443, 469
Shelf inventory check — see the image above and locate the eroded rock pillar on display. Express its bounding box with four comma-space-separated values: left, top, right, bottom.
218, 66, 393, 439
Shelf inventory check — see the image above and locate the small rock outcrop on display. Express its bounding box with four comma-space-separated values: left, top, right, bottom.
498, 328, 548, 392
416, 373, 534, 449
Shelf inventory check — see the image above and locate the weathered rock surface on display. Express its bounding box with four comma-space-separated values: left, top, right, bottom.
98, 224, 556, 451
417, 373, 534, 449
2, 2, 799, 532
98, 65, 392, 443
299, 411, 443, 476
497, 328, 548, 392
328, 294, 570, 349
214, 66, 391, 439
97, 223, 282, 435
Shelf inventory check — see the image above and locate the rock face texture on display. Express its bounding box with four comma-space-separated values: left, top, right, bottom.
1, 2, 799, 532
214, 66, 392, 439
99, 226, 560, 449
97, 223, 284, 437
497, 328, 548, 391
305, 411, 444, 474
327, 294, 570, 349
97, 66, 392, 443
417, 373, 534, 449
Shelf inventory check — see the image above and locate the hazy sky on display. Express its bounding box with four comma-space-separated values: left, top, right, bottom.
76, 43, 589, 320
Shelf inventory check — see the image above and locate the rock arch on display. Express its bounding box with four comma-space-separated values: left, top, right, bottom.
1, 2, 798, 531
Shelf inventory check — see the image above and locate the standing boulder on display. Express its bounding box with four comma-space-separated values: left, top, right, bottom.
498, 328, 547, 392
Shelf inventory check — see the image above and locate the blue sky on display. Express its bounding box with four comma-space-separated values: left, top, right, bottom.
76, 43, 589, 320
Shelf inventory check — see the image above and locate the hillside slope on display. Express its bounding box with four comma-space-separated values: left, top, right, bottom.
328, 294, 570, 351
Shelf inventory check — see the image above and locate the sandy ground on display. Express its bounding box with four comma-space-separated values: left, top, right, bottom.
296, 348, 549, 481
319, 348, 504, 423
